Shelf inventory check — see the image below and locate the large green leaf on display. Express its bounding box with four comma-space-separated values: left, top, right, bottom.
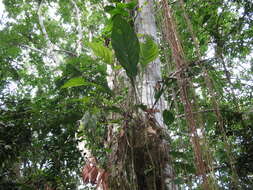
89, 42, 113, 64
61, 77, 89, 88
111, 15, 140, 80
61, 77, 110, 94
140, 35, 159, 67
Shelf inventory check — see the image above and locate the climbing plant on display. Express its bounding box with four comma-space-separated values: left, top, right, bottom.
0, 0, 252, 189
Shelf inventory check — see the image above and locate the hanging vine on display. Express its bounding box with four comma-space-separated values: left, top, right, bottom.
161, 0, 211, 188
177, 0, 240, 188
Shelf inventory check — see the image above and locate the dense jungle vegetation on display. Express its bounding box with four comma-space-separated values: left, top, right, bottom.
0, 0, 252, 189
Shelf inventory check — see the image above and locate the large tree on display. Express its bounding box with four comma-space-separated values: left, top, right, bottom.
102, 0, 177, 189
0, 0, 252, 189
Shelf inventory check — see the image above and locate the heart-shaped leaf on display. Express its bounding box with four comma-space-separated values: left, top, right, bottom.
89, 42, 113, 64
140, 35, 159, 67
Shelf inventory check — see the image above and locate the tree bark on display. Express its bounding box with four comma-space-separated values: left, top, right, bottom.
107, 1, 177, 190
135, 0, 165, 127
135, 1, 177, 189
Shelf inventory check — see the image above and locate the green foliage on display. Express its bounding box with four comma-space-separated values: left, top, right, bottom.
61, 77, 88, 88
139, 35, 159, 67
105, 1, 137, 17
111, 15, 140, 81
162, 109, 175, 126
0, 0, 253, 189
88, 42, 113, 64
0, 99, 32, 167
105, 5, 129, 17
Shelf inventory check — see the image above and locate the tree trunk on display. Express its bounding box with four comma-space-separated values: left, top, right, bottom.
107, 0, 177, 190
135, 0, 166, 126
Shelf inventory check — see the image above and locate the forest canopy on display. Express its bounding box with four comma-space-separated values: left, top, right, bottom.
0, 0, 252, 189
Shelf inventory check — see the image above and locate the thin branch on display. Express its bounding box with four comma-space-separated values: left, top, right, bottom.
38, 0, 59, 65
53, 48, 77, 57
21, 44, 45, 54
21, 44, 77, 57
176, 109, 216, 118
71, 0, 83, 56
38, 0, 51, 46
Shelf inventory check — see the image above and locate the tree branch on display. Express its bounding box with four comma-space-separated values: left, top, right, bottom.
38, 0, 60, 65
176, 109, 217, 118
21, 44, 77, 57
71, 0, 83, 56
